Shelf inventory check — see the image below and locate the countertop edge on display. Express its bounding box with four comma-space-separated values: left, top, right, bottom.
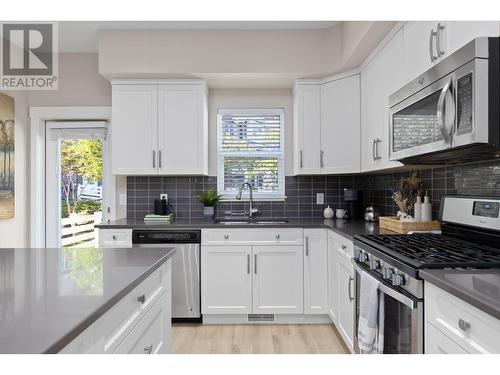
95, 222, 356, 240
43, 248, 176, 354
420, 270, 500, 321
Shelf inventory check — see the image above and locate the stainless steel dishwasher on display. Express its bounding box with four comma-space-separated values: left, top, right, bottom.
132, 230, 201, 320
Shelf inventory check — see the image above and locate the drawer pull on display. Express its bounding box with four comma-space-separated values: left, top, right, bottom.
458, 319, 470, 332
144, 345, 153, 354
224, 235, 229, 240
275, 234, 280, 240
112, 235, 117, 240
137, 294, 146, 304
341, 244, 347, 250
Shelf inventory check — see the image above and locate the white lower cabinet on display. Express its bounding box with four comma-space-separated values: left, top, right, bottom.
303, 229, 328, 314
253, 246, 303, 314
337, 254, 355, 351
60, 260, 172, 354
425, 282, 500, 354
327, 231, 339, 324
425, 322, 467, 354
201, 246, 253, 314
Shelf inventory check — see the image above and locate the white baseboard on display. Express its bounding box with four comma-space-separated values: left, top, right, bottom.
202, 314, 332, 325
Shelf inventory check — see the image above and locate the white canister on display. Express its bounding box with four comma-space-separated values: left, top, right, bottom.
323, 205, 334, 219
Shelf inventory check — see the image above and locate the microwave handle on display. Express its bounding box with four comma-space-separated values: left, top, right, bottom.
437, 77, 455, 144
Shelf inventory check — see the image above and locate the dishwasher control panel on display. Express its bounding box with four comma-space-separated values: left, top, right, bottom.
132, 230, 201, 244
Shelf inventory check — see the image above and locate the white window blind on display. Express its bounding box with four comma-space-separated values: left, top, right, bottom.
217, 109, 285, 200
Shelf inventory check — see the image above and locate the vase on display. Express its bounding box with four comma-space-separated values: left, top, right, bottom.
203, 206, 215, 218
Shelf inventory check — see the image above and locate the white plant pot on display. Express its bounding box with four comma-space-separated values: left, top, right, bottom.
203, 206, 215, 218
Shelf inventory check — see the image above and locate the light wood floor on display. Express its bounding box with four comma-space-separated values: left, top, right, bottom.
171, 324, 349, 354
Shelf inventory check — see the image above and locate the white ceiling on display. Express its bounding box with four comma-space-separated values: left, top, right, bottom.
58, 21, 339, 53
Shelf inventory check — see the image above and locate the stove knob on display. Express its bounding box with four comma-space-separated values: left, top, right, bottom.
391, 273, 407, 286
369, 258, 381, 270
383, 268, 394, 280
359, 252, 369, 262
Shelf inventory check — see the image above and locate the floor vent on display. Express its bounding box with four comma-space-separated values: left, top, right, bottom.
247, 314, 275, 322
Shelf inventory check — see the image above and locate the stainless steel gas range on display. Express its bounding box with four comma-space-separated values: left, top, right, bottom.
353, 195, 500, 354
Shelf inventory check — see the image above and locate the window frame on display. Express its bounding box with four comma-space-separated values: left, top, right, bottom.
217, 108, 286, 201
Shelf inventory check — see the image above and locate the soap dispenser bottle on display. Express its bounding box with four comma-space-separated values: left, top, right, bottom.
421, 191, 432, 221
414, 195, 422, 222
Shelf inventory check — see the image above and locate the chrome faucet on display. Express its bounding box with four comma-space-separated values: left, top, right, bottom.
236, 182, 260, 218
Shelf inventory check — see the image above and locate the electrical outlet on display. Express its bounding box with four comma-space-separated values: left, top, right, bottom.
119, 193, 126, 205
160, 193, 168, 201
316, 193, 324, 205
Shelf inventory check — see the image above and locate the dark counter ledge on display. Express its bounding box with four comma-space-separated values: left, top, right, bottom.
96, 218, 394, 240
421, 269, 500, 321
0, 247, 175, 354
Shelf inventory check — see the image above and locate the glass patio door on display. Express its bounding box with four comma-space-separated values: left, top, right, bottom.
45, 121, 109, 248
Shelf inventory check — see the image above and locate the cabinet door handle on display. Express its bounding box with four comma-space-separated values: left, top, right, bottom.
275, 234, 280, 240
458, 318, 470, 331
247, 254, 250, 274
224, 234, 229, 240
429, 28, 438, 62
375, 139, 382, 160
254, 254, 257, 274
152, 150, 156, 168
320, 150, 324, 168
299, 150, 303, 169
144, 345, 153, 354
305, 236, 309, 256
348, 276, 354, 302
112, 235, 117, 240
436, 23, 445, 57
372, 139, 376, 161
137, 294, 146, 304
341, 244, 347, 250
158, 150, 162, 169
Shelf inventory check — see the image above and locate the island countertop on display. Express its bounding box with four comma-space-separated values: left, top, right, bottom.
0, 247, 175, 354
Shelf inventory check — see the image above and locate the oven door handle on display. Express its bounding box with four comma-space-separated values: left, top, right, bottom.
353, 262, 418, 310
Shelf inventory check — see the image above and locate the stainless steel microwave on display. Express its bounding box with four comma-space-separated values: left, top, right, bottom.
389, 37, 500, 164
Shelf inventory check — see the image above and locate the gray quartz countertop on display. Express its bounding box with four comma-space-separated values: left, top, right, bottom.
96, 218, 394, 240
420, 269, 500, 321
0, 247, 175, 354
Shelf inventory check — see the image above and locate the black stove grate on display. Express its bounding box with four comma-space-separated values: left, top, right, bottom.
356, 233, 500, 269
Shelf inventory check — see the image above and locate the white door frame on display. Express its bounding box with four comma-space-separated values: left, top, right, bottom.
29, 107, 112, 247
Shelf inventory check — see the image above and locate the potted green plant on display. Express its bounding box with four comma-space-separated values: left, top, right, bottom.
196, 188, 223, 218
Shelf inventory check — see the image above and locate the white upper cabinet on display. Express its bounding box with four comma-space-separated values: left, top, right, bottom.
293, 84, 321, 175
303, 229, 329, 314
111, 85, 158, 175
401, 21, 446, 85
320, 75, 361, 174
111, 80, 208, 175
446, 21, 500, 55
293, 74, 360, 175
158, 84, 208, 175
402, 21, 500, 86
361, 30, 404, 172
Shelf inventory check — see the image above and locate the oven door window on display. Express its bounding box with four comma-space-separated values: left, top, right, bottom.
382, 292, 414, 354
392, 89, 444, 152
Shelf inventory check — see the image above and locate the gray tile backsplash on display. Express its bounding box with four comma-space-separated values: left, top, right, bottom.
126, 159, 500, 220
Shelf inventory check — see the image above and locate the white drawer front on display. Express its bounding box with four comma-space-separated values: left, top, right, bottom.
425, 322, 468, 354
425, 282, 500, 354
98, 229, 133, 248
114, 293, 168, 354
94, 263, 167, 353
202, 228, 303, 246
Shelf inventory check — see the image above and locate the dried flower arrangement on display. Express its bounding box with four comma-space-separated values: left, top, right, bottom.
392, 173, 423, 218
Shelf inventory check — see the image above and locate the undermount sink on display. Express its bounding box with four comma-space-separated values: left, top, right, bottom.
215, 218, 289, 225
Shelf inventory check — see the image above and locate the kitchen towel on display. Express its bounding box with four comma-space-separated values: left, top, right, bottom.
357, 271, 381, 354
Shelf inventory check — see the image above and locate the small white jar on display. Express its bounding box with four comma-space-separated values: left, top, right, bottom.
323, 205, 334, 219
